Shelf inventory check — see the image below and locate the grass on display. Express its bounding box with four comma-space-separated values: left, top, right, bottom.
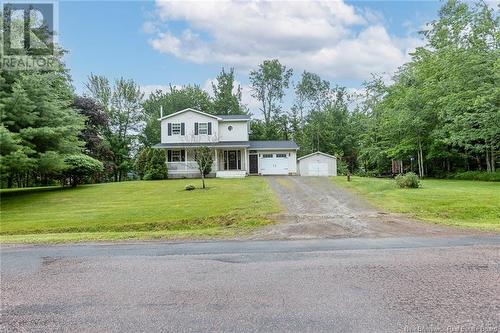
331, 177, 500, 231
0, 178, 280, 243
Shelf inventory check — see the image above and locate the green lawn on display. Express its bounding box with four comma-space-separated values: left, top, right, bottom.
0, 178, 280, 243
331, 177, 500, 231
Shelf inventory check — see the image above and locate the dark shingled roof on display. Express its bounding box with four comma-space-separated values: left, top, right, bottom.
153, 141, 250, 149
153, 140, 299, 150
216, 114, 251, 120
249, 141, 299, 149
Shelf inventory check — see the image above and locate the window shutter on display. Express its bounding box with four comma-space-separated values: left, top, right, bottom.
208, 122, 212, 135
181, 123, 185, 135
167, 150, 172, 162
168, 123, 172, 136
181, 149, 186, 162
194, 122, 198, 135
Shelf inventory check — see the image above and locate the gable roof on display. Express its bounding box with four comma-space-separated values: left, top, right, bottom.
249, 140, 299, 149
158, 108, 221, 121
298, 151, 337, 161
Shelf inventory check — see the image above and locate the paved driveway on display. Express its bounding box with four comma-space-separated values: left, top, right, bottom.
2, 238, 499, 332
255, 176, 477, 239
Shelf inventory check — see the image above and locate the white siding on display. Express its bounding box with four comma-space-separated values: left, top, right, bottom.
218, 121, 249, 142
288, 151, 297, 174
161, 111, 219, 143
298, 153, 337, 176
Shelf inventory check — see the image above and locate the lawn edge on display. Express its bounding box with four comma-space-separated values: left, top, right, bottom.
330, 176, 500, 232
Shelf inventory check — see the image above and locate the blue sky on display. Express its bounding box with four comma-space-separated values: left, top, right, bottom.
59, 1, 442, 111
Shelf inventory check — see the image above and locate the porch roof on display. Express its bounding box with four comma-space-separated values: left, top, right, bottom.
153, 141, 251, 149
153, 140, 299, 150
249, 140, 299, 149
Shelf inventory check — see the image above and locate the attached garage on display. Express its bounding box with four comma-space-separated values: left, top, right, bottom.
298, 152, 337, 176
259, 153, 290, 175
248, 141, 299, 176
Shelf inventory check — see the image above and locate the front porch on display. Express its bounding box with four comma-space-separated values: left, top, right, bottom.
165, 148, 248, 178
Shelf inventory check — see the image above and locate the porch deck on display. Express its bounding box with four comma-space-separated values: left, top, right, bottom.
215, 170, 246, 178
166, 147, 248, 178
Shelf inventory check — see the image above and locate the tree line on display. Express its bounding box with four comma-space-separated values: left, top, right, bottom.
1, 0, 497, 188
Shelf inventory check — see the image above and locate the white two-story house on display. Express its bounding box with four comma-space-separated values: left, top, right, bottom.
153, 108, 298, 178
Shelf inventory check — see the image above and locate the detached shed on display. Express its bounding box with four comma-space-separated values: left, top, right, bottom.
298, 152, 337, 176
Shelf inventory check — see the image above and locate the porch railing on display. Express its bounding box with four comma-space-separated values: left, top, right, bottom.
166, 161, 199, 172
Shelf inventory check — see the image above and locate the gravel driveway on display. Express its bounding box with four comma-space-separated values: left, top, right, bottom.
253, 176, 478, 239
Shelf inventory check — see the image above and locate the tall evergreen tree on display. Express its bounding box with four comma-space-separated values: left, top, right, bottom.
1, 71, 84, 187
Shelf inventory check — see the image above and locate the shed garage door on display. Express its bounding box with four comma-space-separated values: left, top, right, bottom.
308, 162, 329, 176
260, 153, 289, 175
298, 152, 337, 176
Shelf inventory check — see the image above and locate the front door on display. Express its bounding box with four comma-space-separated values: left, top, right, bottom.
249, 154, 258, 174
228, 151, 237, 170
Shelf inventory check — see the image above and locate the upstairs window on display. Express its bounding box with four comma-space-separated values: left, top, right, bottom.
195, 122, 211, 135
172, 123, 181, 135
198, 122, 208, 135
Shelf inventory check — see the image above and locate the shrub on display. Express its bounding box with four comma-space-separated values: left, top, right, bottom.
134, 148, 149, 180
355, 169, 379, 177
143, 149, 168, 180
185, 184, 196, 191
451, 171, 500, 182
355, 169, 368, 177
64, 154, 104, 187
395, 172, 420, 188
337, 159, 349, 176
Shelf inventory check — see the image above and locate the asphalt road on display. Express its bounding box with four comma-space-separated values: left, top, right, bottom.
2, 237, 500, 332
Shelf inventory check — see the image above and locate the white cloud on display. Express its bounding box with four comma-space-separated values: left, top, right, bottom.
142, 21, 158, 34
485, 0, 499, 9
147, 0, 422, 80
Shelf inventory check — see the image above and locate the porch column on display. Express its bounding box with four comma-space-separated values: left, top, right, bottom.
214, 149, 218, 172
244, 148, 249, 173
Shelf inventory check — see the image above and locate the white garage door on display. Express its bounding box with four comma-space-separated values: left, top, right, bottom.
260, 154, 289, 175
308, 162, 328, 176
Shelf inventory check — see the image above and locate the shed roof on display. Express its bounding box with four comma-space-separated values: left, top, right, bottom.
298, 151, 337, 161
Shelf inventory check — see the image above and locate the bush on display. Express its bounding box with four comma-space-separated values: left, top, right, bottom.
185, 184, 196, 191
451, 171, 500, 182
337, 159, 349, 176
143, 149, 168, 180
395, 172, 420, 188
134, 148, 149, 180
355, 169, 379, 177
64, 154, 104, 187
